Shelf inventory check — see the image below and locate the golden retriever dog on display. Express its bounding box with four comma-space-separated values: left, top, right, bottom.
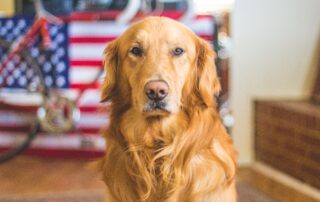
100, 16, 237, 202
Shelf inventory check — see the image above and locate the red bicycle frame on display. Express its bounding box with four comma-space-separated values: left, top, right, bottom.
0, 18, 50, 73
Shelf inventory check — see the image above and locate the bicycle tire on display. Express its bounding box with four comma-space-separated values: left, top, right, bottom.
0, 122, 40, 163
0, 38, 44, 163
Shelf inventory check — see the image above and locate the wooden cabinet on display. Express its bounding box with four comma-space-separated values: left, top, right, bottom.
255, 100, 320, 189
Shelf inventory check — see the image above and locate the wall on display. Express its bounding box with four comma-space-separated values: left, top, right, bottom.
231, 0, 320, 164
0, 0, 15, 16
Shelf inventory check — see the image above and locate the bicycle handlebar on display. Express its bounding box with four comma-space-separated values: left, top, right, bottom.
116, 0, 141, 24
179, 0, 195, 23
34, 0, 63, 24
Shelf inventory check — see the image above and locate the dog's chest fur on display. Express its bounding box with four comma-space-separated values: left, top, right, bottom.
103, 108, 236, 202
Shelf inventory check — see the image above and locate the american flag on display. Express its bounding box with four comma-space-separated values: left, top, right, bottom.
0, 14, 214, 91
0, 14, 215, 158
0, 16, 69, 89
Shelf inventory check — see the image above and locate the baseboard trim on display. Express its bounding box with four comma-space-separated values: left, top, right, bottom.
252, 162, 320, 201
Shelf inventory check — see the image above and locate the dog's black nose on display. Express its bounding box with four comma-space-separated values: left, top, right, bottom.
145, 80, 169, 101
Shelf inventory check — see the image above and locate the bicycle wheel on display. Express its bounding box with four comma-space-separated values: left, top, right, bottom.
0, 38, 44, 163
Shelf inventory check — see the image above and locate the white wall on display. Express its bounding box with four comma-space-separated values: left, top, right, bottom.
231, 0, 320, 165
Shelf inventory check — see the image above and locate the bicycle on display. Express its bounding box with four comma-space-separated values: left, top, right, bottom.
0, 0, 105, 163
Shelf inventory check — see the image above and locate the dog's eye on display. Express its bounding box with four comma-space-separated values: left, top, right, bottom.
130, 47, 143, 56
172, 47, 184, 56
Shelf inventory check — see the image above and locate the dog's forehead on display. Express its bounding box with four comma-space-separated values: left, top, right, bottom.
123, 17, 194, 43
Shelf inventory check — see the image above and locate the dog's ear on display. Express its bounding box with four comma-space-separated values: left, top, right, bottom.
101, 39, 119, 102
196, 37, 221, 107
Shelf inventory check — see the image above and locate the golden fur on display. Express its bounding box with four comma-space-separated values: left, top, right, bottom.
100, 17, 238, 202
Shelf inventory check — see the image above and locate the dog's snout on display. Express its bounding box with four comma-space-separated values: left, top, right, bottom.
145, 80, 169, 101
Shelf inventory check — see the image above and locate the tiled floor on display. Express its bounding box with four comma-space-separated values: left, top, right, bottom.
0, 156, 318, 202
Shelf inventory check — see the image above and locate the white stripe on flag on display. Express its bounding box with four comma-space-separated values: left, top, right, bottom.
0, 111, 33, 125
70, 22, 128, 37
0, 132, 105, 150
70, 67, 102, 84
0, 109, 108, 128
78, 89, 104, 105
78, 113, 109, 128
69, 44, 105, 60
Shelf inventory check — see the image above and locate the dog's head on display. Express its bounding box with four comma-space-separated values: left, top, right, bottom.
101, 17, 220, 118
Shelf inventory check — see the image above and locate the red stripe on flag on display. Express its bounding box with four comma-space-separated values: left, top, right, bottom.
70, 36, 116, 44
0, 125, 104, 134
0, 102, 108, 112
0, 125, 34, 132
199, 34, 213, 41
135, 11, 184, 20
70, 60, 103, 67
0, 102, 37, 112
68, 11, 122, 21
195, 15, 214, 20
70, 82, 101, 90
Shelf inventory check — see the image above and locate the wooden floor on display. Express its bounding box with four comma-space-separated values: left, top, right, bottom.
238, 165, 319, 202
0, 156, 318, 202
0, 156, 105, 196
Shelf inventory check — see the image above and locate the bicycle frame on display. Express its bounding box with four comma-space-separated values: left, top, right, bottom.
0, 18, 49, 75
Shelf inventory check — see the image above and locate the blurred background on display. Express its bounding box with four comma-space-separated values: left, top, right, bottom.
0, 0, 319, 201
